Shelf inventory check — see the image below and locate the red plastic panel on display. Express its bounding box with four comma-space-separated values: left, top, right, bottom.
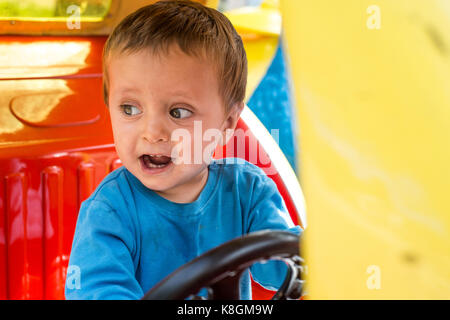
0, 175, 6, 299
42, 166, 65, 299
4, 172, 43, 299
0, 148, 119, 299
77, 162, 96, 209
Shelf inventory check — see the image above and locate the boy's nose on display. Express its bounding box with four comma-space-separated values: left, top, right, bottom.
142, 118, 170, 143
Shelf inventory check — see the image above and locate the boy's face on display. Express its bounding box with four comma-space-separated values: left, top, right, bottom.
107, 45, 241, 202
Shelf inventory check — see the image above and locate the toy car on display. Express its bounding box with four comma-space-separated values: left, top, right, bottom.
0, 0, 306, 300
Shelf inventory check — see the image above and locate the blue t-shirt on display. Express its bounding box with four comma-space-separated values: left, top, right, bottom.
65, 158, 302, 299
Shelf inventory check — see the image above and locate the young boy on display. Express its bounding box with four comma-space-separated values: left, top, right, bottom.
65, 0, 301, 300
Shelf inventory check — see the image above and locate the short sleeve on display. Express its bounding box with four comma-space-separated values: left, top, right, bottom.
246, 172, 300, 233
246, 172, 302, 291
65, 199, 143, 300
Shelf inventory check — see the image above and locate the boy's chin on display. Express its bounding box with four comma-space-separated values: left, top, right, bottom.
138, 176, 175, 192
140, 179, 189, 202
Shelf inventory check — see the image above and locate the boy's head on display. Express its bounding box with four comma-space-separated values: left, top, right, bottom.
103, 0, 247, 112
102, 0, 248, 203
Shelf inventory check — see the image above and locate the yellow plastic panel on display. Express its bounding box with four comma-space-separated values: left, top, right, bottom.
281, 0, 450, 298
225, 6, 281, 37
224, 0, 281, 100
242, 36, 279, 101
204, 0, 219, 9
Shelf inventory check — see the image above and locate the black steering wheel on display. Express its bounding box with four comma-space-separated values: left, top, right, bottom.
142, 230, 304, 300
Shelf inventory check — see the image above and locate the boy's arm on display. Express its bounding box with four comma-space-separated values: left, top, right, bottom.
246, 173, 303, 291
246, 172, 302, 235
65, 199, 143, 300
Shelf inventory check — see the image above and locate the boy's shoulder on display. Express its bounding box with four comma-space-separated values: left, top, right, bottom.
83, 166, 131, 207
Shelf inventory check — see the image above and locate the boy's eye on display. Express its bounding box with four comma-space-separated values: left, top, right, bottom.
120, 104, 142, 116
170, 108, 192, 119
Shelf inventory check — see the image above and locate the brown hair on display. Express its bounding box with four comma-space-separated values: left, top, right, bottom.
102, 0, 247, 112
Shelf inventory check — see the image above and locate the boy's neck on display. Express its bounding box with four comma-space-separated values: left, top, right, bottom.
154, 166, 209, 204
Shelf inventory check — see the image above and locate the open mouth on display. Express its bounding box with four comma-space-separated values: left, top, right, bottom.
140, 154, 173, 169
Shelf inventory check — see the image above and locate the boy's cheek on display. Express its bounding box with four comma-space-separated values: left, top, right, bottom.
171, 130, 222, 165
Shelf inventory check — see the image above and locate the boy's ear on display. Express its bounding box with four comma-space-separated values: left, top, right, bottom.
220, 102, 244, 146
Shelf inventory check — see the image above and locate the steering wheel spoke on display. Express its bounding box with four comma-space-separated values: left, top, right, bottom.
272, 256, 304, 300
